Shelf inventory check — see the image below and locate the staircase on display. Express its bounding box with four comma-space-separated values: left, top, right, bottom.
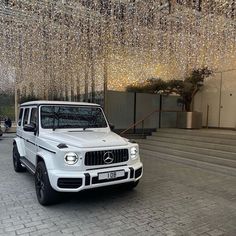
137, 128, 236, 176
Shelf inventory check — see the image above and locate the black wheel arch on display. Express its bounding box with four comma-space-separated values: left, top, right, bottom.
36, 155, 45, 165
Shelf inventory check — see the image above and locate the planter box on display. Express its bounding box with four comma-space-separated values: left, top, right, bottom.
177, 111, 202, 129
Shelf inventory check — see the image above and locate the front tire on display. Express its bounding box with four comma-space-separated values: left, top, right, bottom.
13, 144, 25, 172
35, 161, 59, 206
126, 180, 139, 190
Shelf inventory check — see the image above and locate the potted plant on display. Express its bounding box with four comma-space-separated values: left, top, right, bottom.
126, 67, 212, 129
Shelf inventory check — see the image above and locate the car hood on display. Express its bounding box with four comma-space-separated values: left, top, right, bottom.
41, 131, 128, 148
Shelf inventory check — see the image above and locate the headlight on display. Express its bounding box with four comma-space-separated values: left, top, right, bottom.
64, 152, 78, 165
130, 146, 138, 160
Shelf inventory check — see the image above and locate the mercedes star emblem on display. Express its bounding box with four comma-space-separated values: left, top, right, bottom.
103, 151, 114, 164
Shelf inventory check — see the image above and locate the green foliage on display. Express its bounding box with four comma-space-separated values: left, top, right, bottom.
0, 106, 15, 120
0, 93, 15, 120
19, 95, 40, 104
127, 78, 170, 94
126, 67, 212, 111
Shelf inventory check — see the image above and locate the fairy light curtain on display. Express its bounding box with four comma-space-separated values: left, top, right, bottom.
0, 0, 236, 99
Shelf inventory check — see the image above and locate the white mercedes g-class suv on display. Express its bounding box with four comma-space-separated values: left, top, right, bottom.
13, 101, 143, 205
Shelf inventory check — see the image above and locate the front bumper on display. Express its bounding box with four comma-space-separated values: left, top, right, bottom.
48, 162, 143, 192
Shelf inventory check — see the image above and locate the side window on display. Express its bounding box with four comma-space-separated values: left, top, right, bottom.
23, 108, 30, 125
30, 108, 37, 126
18, 108, 23, 126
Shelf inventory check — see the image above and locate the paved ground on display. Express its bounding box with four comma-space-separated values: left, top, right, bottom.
0, 134, 236, 236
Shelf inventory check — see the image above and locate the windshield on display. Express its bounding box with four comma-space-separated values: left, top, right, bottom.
40, 105, 108, 129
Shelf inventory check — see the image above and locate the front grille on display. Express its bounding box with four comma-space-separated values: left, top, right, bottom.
57, 178, 82, 189
85, 149, 129, 166
135, 167, 142, 179
129, 167, 134, 179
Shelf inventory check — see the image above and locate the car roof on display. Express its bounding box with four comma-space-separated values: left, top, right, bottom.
20, 100, 100, 107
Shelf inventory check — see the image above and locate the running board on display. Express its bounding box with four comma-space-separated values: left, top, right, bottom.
20, 157, 36, 174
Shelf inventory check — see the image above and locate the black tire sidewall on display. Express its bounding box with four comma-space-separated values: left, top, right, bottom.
127, 180, 139, 189
13, 144, 24, 172
35, 161, 58, 206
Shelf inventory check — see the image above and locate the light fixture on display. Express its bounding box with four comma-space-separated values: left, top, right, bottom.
64, 152, 78, 165
130, 146, 138, 160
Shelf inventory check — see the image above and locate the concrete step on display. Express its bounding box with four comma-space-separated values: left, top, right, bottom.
137, 139, 236, 161
140, 149, 236, 177
0, 126, 16, 133
6, 127, 16, 133
150, 132, 236, 146
139, 144, 236, 168
120, 134, 147, 139
155, 128, 236, 140
146, 136, 236, 153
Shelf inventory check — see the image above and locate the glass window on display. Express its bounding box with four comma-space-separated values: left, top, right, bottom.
18, 108, 23, 126
30, 108, 37, 125
23, 108, 30, 125
41, 106, 107, 129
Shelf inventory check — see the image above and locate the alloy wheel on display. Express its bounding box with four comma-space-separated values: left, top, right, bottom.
35, 168, 45, 201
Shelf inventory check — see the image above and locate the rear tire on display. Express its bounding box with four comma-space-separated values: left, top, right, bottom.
13, 144, 25, 172
35, 161, 59, 206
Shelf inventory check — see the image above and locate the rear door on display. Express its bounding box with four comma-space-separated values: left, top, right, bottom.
21, 107, 30, 161
24, 107, 38, 166
16, 108, 24, 137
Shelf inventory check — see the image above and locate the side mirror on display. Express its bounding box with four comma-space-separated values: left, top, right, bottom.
18, 120, 21, 126
23, 123, 36, 132
109, 123, 115, 131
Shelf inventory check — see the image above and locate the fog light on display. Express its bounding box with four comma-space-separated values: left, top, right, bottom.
64, 152, 78, 165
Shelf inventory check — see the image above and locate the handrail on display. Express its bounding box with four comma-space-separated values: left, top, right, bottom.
120, 109, 181, 135
120, 109, 159, 135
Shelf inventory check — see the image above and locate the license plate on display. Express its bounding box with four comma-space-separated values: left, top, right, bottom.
98, 170, 125, 180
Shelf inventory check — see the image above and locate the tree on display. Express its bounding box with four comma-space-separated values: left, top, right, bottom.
19, 95, 39, 104
126, 78, 168, 93
126, 67, 212, 111
180, 67, 212, 111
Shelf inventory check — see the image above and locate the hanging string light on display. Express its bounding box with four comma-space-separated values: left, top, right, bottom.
0, 0, 236, 99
